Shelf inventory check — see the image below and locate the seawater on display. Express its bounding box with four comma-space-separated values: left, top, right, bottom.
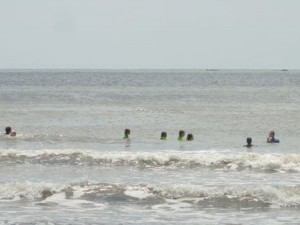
0, 70, 299, 224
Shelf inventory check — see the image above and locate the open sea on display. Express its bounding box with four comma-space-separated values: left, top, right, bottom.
0, 69, 299, 224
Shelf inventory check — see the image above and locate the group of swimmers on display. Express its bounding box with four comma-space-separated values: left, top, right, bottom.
243, 130, 280, 148
3, 126, 16, 137
159, 130, 194, 141
123, 129, 194, 141
124, 129, 279, 147
2, 126, 280, 147
176, 130, 194, 141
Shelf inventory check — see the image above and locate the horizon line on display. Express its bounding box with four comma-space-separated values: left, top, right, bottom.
0, 68, 297, 71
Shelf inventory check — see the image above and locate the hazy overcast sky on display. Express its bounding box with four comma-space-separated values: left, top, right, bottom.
1, 0, 300, 69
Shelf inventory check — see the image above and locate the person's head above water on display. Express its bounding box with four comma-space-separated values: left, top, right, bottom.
178, 130, 185, 137
10, 130, 16, 137
123, 129, 131, 139
267, 130, 279, 143
186, 133, 194, 141
160, 132, 167, 140
244, 137, 253, 148
5, 126, 11, 135
247, 137, 252, 145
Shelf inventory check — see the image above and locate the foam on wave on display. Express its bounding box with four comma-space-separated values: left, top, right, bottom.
0, 182, 299, 208
0, 149, 300, 172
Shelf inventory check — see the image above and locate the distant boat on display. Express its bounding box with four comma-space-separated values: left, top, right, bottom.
281, 69, 288, 71
206, 69, 219, 71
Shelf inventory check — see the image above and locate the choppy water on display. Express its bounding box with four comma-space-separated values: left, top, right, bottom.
0, 70, 299, 224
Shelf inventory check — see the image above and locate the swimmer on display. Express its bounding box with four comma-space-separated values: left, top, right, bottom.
123, 128, 131, 139
5, 126, 11, 135
160, 132, 167, 140
177, 130, 185, 142
243, 137, 253, 148
267, 131, 280, 143
10, 130, 16, 137
186, 133, 194, 141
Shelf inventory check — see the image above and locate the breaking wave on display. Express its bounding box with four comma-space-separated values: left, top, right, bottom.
0, 149, 299, 172
0, 182, 299, 208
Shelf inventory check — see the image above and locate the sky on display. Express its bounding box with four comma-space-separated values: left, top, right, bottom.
0, 0, 300, 69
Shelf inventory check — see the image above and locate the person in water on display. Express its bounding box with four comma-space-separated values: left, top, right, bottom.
267, 131, 280, 143
5, 126, 12, 135
177, 130, 185, 142
160, 132, 167, 140
186, 133, 194, 141
10, 130, 16, 137
123, 128, 131, 139
243, 137, 253, 148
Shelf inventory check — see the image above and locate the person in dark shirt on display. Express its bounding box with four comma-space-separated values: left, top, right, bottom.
5, 126, 11, 135
186, 133, 194, 141
243, 137, 253, 148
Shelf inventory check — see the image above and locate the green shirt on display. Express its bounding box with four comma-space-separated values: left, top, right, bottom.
177, 136, 184, 142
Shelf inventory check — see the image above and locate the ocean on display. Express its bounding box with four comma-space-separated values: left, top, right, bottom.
0, 70, 299, 224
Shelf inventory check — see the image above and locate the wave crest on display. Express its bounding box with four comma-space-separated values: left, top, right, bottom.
0, 182, 299, 208
0, 150, 300, 172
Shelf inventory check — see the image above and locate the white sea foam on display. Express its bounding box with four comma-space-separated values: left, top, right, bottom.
0, 182, 64, 201
124, 186, 154, 199
151, 184, 300, 208
0, 149, 299, 172
0, 182, 299, 208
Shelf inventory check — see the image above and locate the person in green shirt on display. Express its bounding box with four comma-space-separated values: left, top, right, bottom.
160, 132, 167, 140
123, 128, 131, 139
177, 130, 185, 142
